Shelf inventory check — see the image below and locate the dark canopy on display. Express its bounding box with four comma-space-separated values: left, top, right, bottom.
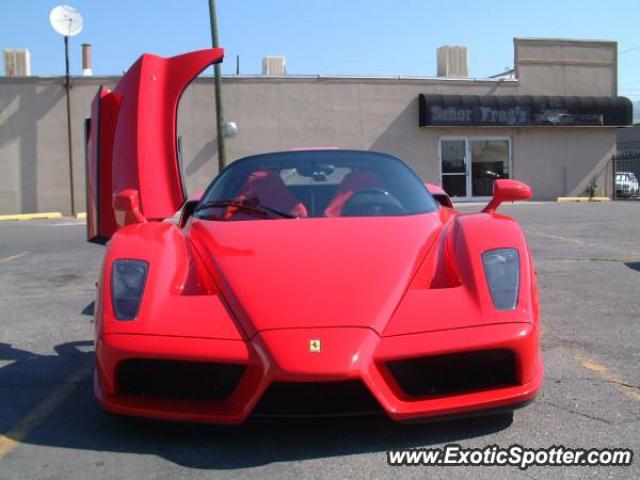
419, 94, 633, 127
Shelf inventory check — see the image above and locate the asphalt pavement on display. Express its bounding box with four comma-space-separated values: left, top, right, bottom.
0, 201, 638, 479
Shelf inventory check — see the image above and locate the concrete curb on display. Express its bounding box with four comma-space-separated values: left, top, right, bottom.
0, 212, 63, 222
556, 197, 611, 203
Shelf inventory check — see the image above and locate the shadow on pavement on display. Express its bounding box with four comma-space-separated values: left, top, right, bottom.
0, 341, 513, 469
625, 262, 640, 273
81, 301, 95, 317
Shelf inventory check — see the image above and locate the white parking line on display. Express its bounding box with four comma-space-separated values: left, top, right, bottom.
47, 222, 87, 227
529, 231, 640, 257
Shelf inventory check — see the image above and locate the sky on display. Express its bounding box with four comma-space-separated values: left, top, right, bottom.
2, 0, 640, 99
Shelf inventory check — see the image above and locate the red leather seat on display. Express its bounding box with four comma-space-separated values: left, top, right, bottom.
225, 169, 307, 219
324, 170, 385, 217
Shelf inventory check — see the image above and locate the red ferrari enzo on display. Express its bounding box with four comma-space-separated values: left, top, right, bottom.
86, 49, 542, 424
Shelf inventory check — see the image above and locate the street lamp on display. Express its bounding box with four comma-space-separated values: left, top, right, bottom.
49, 4, 84, 216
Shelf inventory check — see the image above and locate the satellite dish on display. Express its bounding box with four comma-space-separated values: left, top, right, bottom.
49, 5, 84, 37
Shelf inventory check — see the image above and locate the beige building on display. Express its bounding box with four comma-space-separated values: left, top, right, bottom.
0, 37, 633, 215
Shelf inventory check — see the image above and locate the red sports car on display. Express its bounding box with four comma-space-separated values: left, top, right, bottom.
86, 49, 542, 424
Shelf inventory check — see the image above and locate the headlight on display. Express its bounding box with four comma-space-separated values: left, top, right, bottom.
111, 259, 148, 320
482, 248, 519, 310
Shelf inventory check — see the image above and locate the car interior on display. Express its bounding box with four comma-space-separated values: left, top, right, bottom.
221, 167, 405, 219
192, 152, 439, 221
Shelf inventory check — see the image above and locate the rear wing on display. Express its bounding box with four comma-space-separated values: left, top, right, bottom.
85, 49, 224, 244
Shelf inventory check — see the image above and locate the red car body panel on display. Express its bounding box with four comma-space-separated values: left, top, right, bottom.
426, 182, 453, 208
86, 86, 119, 243
188, 215, 441, 336
86, 49, 224, 243
88, 49, 542, 424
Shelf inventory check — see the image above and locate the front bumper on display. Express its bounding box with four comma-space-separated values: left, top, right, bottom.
95, 322, 542, 424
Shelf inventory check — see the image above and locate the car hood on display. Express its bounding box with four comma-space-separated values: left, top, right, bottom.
189, 214, 442, 337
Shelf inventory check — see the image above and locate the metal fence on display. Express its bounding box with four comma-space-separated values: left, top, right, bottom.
612, 152, 640, 200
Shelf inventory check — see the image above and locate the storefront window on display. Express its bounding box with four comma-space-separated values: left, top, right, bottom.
441, 140, 467, 197
440, 137, 511, 198
470, 140, 510, 196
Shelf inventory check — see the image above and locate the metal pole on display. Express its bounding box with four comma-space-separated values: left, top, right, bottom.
208, 0, 226, 171
611, 155, 616, 199
64, 35, 76, 216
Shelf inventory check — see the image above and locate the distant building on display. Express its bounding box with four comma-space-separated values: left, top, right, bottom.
3, 49, 31, 76
0, 38, 635, 214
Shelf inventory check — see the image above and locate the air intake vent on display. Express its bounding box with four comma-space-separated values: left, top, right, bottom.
387, 349, 517, 398
436, 45, 468, 78
3, 49, 31, 76
253, 381, 383, 416
117, 359, 245, 401
262, 56, 286, 76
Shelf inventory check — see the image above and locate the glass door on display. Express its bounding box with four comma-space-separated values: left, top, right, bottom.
440, 138, 511, 199
440, 139, 467, 197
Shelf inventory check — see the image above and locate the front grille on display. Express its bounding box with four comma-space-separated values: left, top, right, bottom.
253, 381, 383, 416
387, 349, 517, 398
117, 359, 245, 402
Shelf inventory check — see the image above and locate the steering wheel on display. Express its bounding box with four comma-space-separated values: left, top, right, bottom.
341, 188, 405, 216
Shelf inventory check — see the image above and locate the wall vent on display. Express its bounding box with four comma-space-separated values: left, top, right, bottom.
3, 49, 31, 76
262, 56, 286, 76
437, 45, 468, 78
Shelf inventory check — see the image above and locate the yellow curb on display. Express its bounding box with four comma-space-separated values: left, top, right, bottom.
0, 212, 63, 222
556, 197, 611, 203
75, 212, 87, 219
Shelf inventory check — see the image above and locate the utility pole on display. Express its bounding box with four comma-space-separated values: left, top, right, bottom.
208, 0, 226, 171
64, 35, 76, 216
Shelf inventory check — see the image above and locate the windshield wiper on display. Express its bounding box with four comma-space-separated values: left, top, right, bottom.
195, 200, 296, 219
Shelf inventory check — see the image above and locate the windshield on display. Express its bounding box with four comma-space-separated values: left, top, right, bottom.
195, 150, 438, 221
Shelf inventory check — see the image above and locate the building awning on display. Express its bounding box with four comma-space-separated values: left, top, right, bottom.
419, 94, 633, 127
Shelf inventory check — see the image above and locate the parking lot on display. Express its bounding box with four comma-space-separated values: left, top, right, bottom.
0, 201, 638, 479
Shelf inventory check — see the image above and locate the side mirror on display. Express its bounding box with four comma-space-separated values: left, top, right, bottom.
113, 189, 147, 227
178, 190, 205, 228
482, 179, 532, 214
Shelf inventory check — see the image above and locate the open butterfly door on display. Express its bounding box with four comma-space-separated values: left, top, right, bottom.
85, 48, 225, 244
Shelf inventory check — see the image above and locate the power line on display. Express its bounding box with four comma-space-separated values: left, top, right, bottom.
619, 45, 640, 55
